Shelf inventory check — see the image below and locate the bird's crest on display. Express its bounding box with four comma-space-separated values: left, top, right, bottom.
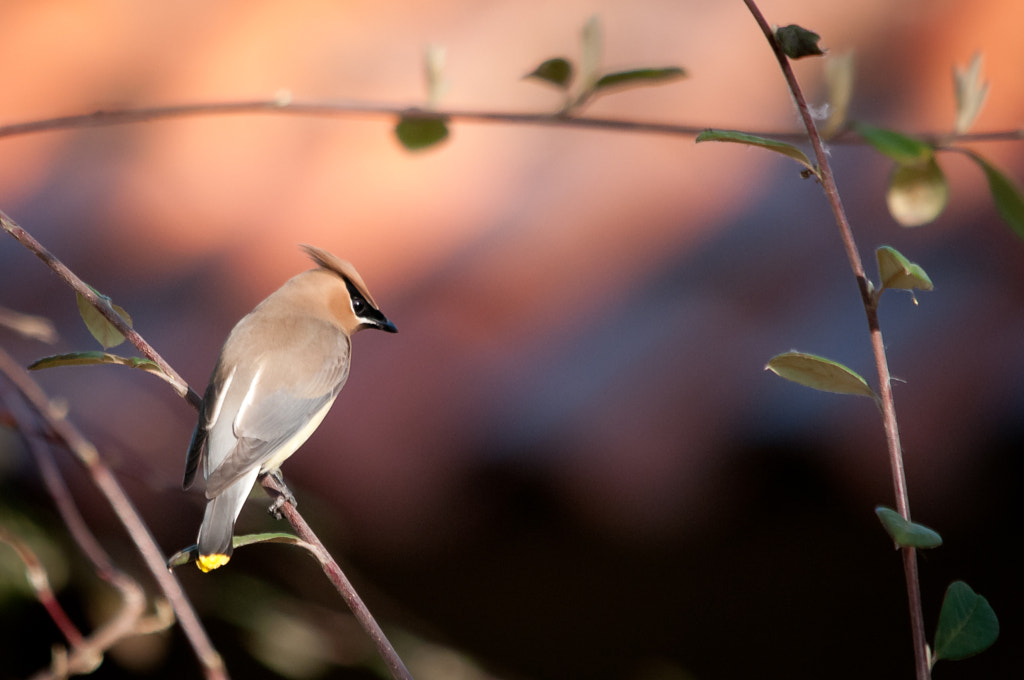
300, 244, 381, 309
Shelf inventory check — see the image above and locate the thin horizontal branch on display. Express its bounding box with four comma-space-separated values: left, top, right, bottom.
0, 97, 1020, 146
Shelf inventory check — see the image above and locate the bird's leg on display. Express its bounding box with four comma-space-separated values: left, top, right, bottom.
262, 468, 297, 519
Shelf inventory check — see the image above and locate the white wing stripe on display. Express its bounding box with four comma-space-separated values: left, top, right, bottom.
232, 364, 263, 436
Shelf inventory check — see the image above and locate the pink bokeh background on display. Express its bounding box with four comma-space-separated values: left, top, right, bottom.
2, 1, 1022, 678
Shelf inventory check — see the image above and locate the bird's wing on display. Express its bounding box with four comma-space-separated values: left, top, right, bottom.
182, 364, 237, 489
203, 319, 351, 497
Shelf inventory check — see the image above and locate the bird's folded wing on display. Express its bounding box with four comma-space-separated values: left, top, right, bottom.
204, 356, 350, 497
204, 388, 334, 496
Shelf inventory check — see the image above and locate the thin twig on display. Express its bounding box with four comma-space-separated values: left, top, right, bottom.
2, 390, 177, 678
0, 97, 1019, 146
3, 217, 412, 680
0, 211, 202, 410
1, 387, 118, 580
0, 525, 84, 646
740, 2, 930, 679
0, 346, 226, 679
30, 570, 149, 680
261, 475, 414, 680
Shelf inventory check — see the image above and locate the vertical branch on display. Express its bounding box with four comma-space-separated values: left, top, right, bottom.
740, 2, 929, 679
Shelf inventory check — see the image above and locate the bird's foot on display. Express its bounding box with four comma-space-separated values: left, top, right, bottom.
262, 469, 297, 519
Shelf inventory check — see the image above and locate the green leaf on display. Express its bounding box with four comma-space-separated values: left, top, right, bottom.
230, 532, 306, 549
165, 533, 307, 570
166, 545, 197, 569
886, 158, 949, 227
594, 67, 687, 92
775, 24, 824, 59
933, 581, 999, 664
394, 115, 449, 151
876, 246, 934, 293
76, 289, 131, 350
28, 351, 164, 377
765, 351, 877, 399
696, 129, 816, 175
821, 52, 855, 139
856, 123, 933, 166
525, 57, 574, 89
874, 506, 943, 549
965, 152, 1024, 239
953, 52, 989, 135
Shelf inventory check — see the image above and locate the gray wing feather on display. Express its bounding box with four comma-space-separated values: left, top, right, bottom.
203, 319, 350, 497
183, 365, 236, 489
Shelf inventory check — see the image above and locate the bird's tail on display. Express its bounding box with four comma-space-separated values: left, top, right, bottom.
196, 468, 260, 572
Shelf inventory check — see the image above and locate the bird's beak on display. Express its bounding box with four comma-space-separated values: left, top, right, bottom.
378, 318, 398, 333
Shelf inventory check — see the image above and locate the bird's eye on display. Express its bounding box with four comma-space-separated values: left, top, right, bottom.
352, 296, 366, 314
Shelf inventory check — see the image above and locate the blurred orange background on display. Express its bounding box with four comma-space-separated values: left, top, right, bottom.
1, 1, 1021, 678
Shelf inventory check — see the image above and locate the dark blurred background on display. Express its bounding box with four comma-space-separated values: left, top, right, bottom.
1, 1, 1021, 678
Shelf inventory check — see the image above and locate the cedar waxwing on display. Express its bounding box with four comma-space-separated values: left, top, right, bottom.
182, 245, 397, 572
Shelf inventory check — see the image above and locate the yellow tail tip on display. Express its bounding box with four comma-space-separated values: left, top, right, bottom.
196, 553, 231, 573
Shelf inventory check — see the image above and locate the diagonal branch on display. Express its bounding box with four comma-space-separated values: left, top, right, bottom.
0, 524, 159, 680
0, 345, 227, 680
0, 525, 84, 648
261, 475, 413, 680
1, 213, 200, 408
2, 382, 177, 678
2, 213, 411, 680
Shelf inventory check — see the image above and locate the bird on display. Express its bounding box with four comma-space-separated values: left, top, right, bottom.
182, 245, 397, 572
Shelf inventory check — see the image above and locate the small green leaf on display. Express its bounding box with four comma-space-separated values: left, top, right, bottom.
525, 57, 574, 89
953, 52, 989, 135
874, 506, 943, 549
886, 158, 949, 227
821, 52, 855, 139
876, 246, 934, 293
965, 152, 1024, 239
775, 24, 824, 59
933, 581, 999, 664
594, 67, 687, 92
166, 545, 197, 569
766, 351, 877, 399
696, 129, 816, 175
394, 115, 449, 151
856, 123, 933, 166
76, 289, 131, 350
28, 351, 164, 377
230, 532, 306, 549
165, 533, 308, 570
